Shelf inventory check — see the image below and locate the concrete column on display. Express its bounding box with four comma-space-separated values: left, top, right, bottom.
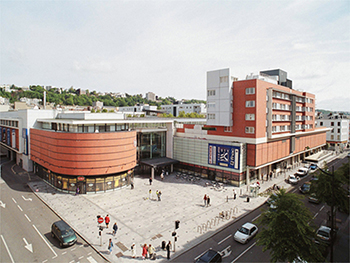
258, 169, 262, 180
151, 167, 154, 180
171, 164, 173, 173
246, 167, 250, 191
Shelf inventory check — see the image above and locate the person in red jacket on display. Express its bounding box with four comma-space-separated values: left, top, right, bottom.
105, 215, 110, 228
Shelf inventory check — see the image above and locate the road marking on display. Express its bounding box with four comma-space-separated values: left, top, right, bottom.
87, 256, 98, 263
292, 188, 297, 193
1, 235, 15, 263
25, 214, 31, 222
12, 198, 17, 204
79, 256, 84, 259
0, 200, 5, 208
231, 241, 256, 263
71, 247, 77, 251
62, 252, 67, 255
87, 252, 92, 255
79, 244, 84, 247
23, 237, 33, 253
218, 234, 232, 245
320, 205, 325, 211
252, 214, 261, 222
17, 205, 23, 211
69, 260, 75, 263
22, 195, 32, 201
313, 212, 319, 219
32, 225, 58, 258
42, 260, 48, 263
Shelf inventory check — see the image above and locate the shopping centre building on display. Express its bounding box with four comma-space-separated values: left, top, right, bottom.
0, 68, 329, 193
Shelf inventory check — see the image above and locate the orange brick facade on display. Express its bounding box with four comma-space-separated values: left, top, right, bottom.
30, 129, 137, 176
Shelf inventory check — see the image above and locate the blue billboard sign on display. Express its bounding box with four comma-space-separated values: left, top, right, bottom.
208, 143, 240, 170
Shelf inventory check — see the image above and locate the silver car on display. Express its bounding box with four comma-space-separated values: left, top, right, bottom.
234, 222, 258, 244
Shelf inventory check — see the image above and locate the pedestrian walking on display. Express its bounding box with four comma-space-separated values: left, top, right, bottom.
149, 189, 152, 200
75, 187, 79, 195
130, 179, 134, 189
105, 215, 110, 228
149, 177, 153, 185
233, 189, 236, 200
148, 244, 155, 259
166, 241, 171, 260
269, 172, 272, 181
207, 195, 211, 206
142, 244, 148, 259
112, 222, 118, 236
203, 194, 207, 207
108, 238, 113, 254
158, 190, 162, 201
131, 243, 136, 258
160, 172, 164, 181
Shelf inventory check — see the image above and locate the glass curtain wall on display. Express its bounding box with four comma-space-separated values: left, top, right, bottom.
137, 131, 166, 161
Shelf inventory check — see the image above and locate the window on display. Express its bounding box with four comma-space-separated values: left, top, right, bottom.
220, 76, 228, 83
338, 128, 340, 133
208, 102, 215, 108
331, 122, 334, 126
246, 87, 255, 94
337, 135, 340, 140
338, 122, 341, 126
245, 113, 255, 120
245, 100, 255, 107
330, 135, 334, 140
320, 122, 323, 126
224, 126, 232, 132
207, 90, 216, 96
245, 127, 255, 134
208, 114, 215, 119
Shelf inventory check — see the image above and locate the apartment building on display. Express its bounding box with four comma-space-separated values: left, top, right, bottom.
161, 103, 206, 117
174, 68, 328, 186
316, 114, 349, 150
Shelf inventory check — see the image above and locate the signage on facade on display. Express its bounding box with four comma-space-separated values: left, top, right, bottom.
77, 176, 85, 181
208, 143, 240, 170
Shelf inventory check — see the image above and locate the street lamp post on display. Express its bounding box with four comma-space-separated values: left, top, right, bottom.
317, 165, 335, 263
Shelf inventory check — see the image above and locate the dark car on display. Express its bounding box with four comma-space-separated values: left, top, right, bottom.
299, 182, 311, 194
195, 249, 222, 263
51, 220, 77, 247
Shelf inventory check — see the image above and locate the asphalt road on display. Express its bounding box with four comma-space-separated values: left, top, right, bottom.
0, 159, 106, 263
173, 155, 349, 263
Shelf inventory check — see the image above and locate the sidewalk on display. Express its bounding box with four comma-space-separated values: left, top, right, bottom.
26, 152, 346, 262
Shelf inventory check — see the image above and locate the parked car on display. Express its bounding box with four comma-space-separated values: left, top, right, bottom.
315, 226, 332, 245
299, 182, 311, 194
308, 193, 320, 204
234, 222, 258, 244
51, 220, 77, 247
288, 174, 300, 185
295, 167, 309, 177
310, 164, 318, 170
267, 193, 278, 211
304, 163, 311, 169
194, 249, 222, 263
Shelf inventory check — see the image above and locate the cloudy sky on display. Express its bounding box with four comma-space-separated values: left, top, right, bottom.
1, 0, 349, 111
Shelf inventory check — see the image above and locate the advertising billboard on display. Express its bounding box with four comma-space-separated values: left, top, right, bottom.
208, 143, 240, 170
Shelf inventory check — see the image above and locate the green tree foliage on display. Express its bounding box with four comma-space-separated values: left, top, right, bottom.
311, 162, 349, 213
102, 108, 108, 113
1, 86, 206, 110
256, 189, 324, 263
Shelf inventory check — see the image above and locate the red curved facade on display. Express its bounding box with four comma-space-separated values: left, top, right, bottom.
30, 129, 137, 176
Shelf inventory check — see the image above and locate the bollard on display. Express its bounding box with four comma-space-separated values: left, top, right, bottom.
240, 189, 242, 196
247, 196, 250, 202
226, 196, 228, 202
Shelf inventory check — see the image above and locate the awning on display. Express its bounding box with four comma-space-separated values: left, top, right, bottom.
140, 157, 179, 168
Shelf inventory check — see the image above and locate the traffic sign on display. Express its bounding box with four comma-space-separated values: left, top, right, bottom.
98, 217, 104, 224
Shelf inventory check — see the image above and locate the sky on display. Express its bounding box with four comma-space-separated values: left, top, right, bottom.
1, 0, 349, 111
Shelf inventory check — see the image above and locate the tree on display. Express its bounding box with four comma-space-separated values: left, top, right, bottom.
256, 189, 324, 263
311, 162, 349, 213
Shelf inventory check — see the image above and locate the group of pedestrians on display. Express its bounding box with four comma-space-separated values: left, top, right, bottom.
141, 243, 156, 260
203, 194, 211, 207
148, 189, 162, 201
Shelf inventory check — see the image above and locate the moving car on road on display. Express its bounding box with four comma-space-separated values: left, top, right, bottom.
299, 182, 311, 194
315, 226, 332, 245
310, 163, 318, 170
51, 220, 77, 247
234, 222, 258, 244
308, 193, 320, 204
194, 249, 222, 263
